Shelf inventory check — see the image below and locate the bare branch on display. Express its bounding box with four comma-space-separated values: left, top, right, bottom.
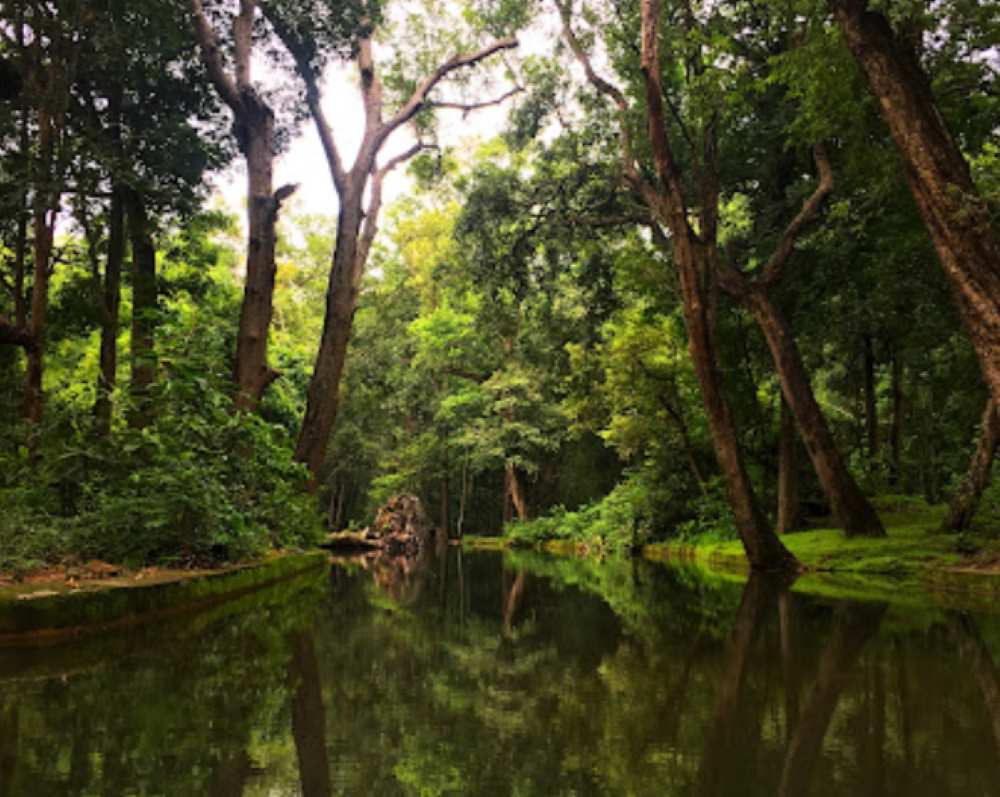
428, 86, 524, 115
759, 143, 834, 287
378, 36, 519, 148
190, 0, 241, 111
258, 1, 348, 193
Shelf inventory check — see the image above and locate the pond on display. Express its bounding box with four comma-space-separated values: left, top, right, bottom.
0, 549, 997, 796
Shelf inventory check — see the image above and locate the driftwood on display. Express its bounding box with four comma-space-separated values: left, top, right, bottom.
323, 494, 434, 557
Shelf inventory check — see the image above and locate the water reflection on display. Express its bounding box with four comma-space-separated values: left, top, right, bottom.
0, 551, 997, 795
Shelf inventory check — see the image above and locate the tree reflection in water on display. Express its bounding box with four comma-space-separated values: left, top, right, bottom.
0, 552, 998, 795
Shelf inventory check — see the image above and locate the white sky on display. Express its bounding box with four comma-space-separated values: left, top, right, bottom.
209, 21, 553, 224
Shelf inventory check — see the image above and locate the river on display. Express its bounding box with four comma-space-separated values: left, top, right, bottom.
0, 549, 997, 795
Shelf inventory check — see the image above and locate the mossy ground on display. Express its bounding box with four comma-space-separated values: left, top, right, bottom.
466, 499, 1000, 608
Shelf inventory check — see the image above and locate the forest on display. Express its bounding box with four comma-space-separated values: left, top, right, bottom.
1, 0, 998, 576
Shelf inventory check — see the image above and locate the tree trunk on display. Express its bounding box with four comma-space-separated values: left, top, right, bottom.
457, 455, 470, 539
233, 105, 281, 411
505, 461, 528, 521
890, 352, 904, 486
94, 184, 125, 436
126, 189, 157, 429
862, 333, 878, 460
676, 241, 798, 570
439, 473, 450, 535
747, 288, 885, 537
831, 0, 1000, 411
23, 110, 58, 448
941, 400, 998, 533
295, 195, 364, 487
777, 396, 802, 534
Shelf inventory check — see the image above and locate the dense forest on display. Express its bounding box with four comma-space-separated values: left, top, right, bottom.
1, 0, 998, 574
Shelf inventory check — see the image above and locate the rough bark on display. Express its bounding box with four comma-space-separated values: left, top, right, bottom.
777, 396, 802, 534
747, 289, 885, 537
831, 0, 1000, 410
126, 189, 157, 429
941, 400, 998, 533
94, 184, 125, 436
233, 104, 284, 411
190, 0, 290, 412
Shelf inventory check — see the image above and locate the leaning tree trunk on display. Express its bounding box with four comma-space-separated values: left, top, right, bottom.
747, 288, 885, 537
777, 396, 802, 534
941, 400, 998, 533
505, 461, 528, 522
94, 184, 125, 436
677, 242, 799, 569
295, 195, 365, 486
126, 189, 157, 430
831, 0, 1000, 411
233, 103, 282, 411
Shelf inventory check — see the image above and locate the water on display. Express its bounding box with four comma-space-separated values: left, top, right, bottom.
0, 549, 997, 796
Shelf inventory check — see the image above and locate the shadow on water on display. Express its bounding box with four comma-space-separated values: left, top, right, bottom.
0, 547, 998, 795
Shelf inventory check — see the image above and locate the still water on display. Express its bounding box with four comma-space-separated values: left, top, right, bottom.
0, 549, 998, 796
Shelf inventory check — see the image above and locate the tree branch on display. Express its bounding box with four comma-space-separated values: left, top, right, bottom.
190, 0, 241, 112
428, 86, 524, 115
759, 143, 834, 287
377, 36, 519, 148
0, 316, 33, 349
259, 1, 348, 193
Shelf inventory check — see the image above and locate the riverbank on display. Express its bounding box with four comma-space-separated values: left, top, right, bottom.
0, 550, 329, 644
464, 503, 1000, 607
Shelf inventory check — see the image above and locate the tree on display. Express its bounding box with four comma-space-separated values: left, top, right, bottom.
829, 0, 1000, 411
189, 0, 298, 411
261, 0, 523, 488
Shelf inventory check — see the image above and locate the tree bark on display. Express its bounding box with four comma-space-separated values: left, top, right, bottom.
681, 245, 799, 563
941, 400, 998, 533
23, 109, 58, 444
295, 195, 365, 483
862, 333, 878, 460
94, 183, 125, 436
233, 103, 283, 411
777, 396, 802, 534
126, 189, 157, 429
747, 288, 885, 537
505, 461, 528, 521
190, 0, 289, 412
890, 352, 904, 486
831, 0, 1000, 411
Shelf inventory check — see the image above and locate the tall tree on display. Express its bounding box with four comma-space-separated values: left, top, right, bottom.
829, 0, 1000, 411
262, 1, 521, 488
190, 0, 297, 411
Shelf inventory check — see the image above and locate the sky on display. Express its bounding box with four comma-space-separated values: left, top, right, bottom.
211, 31, 535, 225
